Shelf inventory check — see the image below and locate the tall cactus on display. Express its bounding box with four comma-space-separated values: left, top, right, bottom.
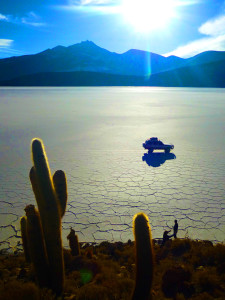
131, 213, 154, 300
24, 204, 49, 288
30, 138, 65, 295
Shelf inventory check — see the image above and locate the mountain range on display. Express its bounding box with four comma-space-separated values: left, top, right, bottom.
0, 40, 225, 87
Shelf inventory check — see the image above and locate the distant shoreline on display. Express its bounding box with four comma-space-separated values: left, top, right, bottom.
1, 68, 225, 88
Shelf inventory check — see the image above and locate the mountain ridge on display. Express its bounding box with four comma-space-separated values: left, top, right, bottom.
0, 41, 225, 87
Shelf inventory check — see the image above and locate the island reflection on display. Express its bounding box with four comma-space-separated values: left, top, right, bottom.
142, 152, 176, 167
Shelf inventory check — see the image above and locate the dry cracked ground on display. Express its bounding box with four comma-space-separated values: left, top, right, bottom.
1, 145, 225, 252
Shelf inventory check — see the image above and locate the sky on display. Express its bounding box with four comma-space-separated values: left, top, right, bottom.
0, 0, 225, 59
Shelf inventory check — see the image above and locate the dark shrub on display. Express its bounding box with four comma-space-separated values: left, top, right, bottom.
171, 239, 191, 257
0, 280, 39, 300
194, 269, 220, 294
162, 265, 192, 298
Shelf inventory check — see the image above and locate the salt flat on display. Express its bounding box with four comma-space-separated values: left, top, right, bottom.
0, 87, 225, 251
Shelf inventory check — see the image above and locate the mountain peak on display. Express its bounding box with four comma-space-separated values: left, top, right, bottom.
68, 40, 98, 49
123, 49, 146, 55
80, 40, 96, 46
52, 45, 66, 51
123, 48, 163, 58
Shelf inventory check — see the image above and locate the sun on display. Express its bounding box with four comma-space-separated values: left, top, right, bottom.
121, 0, 176, 33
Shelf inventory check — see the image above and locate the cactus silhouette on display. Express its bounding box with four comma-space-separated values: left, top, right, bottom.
24, 204, 49, 288
20, 216, 30, 263
29, 138, 65, 295
67, 228, 80, 256
131, 213, 154, 300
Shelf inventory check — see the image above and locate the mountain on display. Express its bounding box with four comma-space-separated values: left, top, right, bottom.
1, 59, 225, 87
0, 41, 225, 87
185, 50, 225, 67
0, 40, 185, 81
120, 49, 185, 75
146, 59, 225, 87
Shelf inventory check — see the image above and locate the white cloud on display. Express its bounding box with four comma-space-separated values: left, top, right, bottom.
57, 0, 198, 17
57, 0, 120, 14
0, 13, 9, 21
165, 34, 225, 58
80, 0, 113, 4
199, 15, 225, 36
21, 11, 46, 27
0, 11, 46, 27
70, 0, 197, 6
0, 39, 13, 47
21, 19, 46, 27
165, 13, 225, 58
0, 40, 25, 58
69, 0, 115, 4
0, 39, 26, 58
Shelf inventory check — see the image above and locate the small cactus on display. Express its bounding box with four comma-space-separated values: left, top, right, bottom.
131, 213, 154, 300
24, 204, 49, 288
20, 216, 30, 263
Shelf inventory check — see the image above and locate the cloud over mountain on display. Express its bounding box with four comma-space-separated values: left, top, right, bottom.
165, 12, 225, 58
199, 14, 225, 36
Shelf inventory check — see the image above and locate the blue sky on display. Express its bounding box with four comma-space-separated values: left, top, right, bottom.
0, 0, 225, 59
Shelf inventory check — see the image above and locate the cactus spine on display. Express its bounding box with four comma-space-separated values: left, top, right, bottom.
24, 204, 49, 288
30, 138, 65, 295
20, 216, 30, 263
132, 213, 154, 300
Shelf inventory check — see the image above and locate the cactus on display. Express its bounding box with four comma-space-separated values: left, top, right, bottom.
24, 204, 49, 288
131, 213, 154, 300
67, 228, 80, 256
53, 170, 67, 217
20, 216, 30, 263
29, 138, 65, 295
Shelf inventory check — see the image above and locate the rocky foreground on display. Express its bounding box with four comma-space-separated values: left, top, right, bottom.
1, 238, 225, 300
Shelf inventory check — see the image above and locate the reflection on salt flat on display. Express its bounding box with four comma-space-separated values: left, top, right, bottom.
142, 152, 176, 167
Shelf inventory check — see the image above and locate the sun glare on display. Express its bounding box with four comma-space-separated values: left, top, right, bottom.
121, 0, 176, 32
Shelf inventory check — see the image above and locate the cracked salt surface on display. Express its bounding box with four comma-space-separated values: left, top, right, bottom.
0, 87, 225, 251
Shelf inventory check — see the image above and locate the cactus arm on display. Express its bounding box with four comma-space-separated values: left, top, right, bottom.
20, 216, 31, 263
25, 205, 49, 288
29, 166, 43, 209
31, 138, 64, 295
131, 213, 154, 300
53, 170, 67, 218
